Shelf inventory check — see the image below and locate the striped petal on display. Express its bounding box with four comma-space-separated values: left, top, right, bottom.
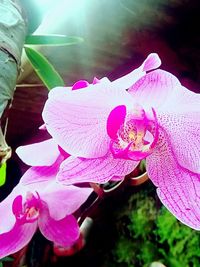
128, 69, 181, 110
158, 111, 200, 173
147, 129, 200, 230
43, 84, 133, 158
57, 153, 138, 185
20, 156, 63, 185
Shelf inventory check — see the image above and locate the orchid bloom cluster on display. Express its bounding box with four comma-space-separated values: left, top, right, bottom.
0, 137, 93, 258
0, 53, 200, 259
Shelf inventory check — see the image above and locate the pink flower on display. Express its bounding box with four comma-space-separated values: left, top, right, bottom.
41, 54, 161, 183
0, 175, 92, 259
41, 53, 200, 230
6, 88, 105, 259
0, 137, 92, 259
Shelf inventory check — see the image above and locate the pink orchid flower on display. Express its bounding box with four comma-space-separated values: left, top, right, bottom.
0, 171, 92, 259
42, 53, 200, 230
40, 54, 161, 183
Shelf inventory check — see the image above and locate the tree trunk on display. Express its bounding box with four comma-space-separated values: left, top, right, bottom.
0, 0, 26, 163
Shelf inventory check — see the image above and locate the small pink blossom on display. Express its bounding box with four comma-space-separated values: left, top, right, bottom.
42, 53, 200, 230
0, 177, 92, 259
0, 137, 92, 259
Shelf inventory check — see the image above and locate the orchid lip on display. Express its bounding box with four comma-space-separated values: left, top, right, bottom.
110, 141, 152, 161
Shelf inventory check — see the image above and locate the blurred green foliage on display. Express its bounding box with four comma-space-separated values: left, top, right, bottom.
0, 257, 13, 267
108, 185, 200, 267
0, 163, 6, 187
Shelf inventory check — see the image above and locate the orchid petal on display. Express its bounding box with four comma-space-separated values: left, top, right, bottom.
128, 69, 181, 109
158, 111, 200, 173
48, 78, 110, 100
38, 208, 79, 247
20, 156, 63, 185
0, 184, 28, 234
142, 53, 161, 72
157, 87, 200, 173
16, 139, 60, 167
111, 53, 161, 90
41, 181, 92, 220
0, 221, 37, 259
174, 87, 200, 111
48, 86, 72, 99
146, 129, 200, 230
43, 85, 133, 158
159, 86, 200, 113
0, 200, 15, 235
57, 153, 138, 185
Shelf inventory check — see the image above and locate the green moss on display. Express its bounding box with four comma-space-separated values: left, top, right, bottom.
114, 238, 135, 266
108, 184, 200, 267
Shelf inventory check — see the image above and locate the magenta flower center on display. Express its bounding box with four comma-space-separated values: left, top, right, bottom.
108, 105, 158, 161
13, 192, 41, 224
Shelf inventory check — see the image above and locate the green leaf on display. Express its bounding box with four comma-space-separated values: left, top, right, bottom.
0, 163, 6, 186
0, 256, 14, 267
25, 47, 65, 90
1, 257, 14, 262
25, 34, 83, 46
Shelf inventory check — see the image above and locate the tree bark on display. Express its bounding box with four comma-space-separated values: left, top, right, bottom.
0, 0, 26, 163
